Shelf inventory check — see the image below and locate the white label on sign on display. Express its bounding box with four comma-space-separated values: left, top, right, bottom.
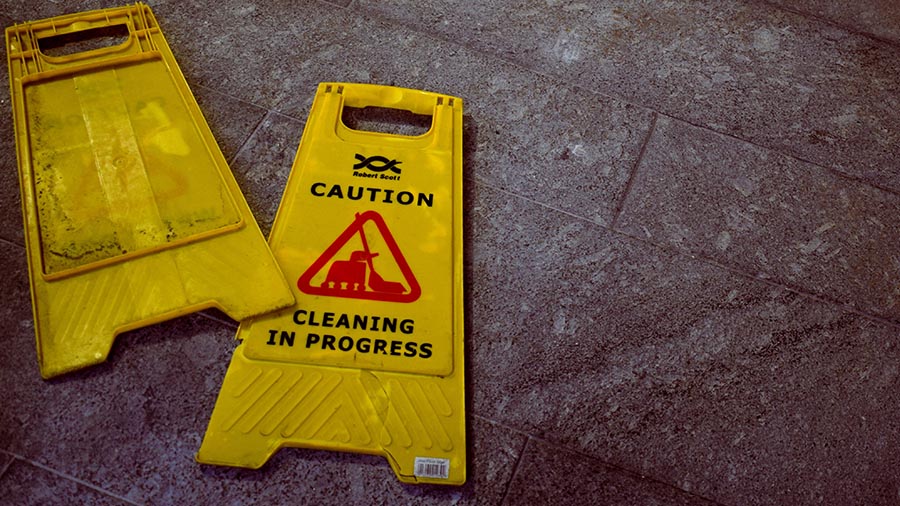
414, 457, 450, 479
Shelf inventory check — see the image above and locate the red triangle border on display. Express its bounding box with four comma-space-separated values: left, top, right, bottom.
297, 210, 421, 303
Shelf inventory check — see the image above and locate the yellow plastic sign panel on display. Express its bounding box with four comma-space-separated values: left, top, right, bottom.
6, 4, 294, 378
198, 83, 466, 485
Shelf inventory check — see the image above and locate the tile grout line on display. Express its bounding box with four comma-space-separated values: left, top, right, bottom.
268, 108, 308, 124
0, 236, 25, 250
473, 415, 729, 505
527, 434, 728, 506
468, 178, 900, 332
193, 83, 268, 116
343, 4, 900, 201
497, 436, 530, 505
0, 454, 13, 479
469, 176, 610, 226
173, 77, 275, 173
665, 113, 900, 199
610, 113, 658, 230
755, 0, 900, 50
612, 228, 900, 332
471, 413, 529, 436
196, 310, 238, 329
323, 0, 353, 8
226, 108, 274, 167
2, 453, 142, 506
617, 228, 900, 332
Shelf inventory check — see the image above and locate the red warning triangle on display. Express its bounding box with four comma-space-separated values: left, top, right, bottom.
297, 210, 421, 303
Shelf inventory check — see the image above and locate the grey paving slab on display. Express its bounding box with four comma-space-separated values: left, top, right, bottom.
277, 13, 656, 227
503, 439, 717, 506
468, 183, 900, 505
228, 111, 304, 237
0, 241, 34, 451
1, 2, 107, 24
0, 95, 21, 245
1, 12, 22, 246
617, 116, 900, 323
152, 0, 656, 227
766, 0, 900, 45
358, 0, 900, 193
191, 85, 268, 163
147, 0, 326, 111
0, 460, 131, 506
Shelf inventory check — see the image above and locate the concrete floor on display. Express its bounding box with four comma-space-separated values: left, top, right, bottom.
2, 1, 900, 504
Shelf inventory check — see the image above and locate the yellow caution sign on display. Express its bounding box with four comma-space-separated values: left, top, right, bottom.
198, 83, 466, 485
6, 4, 294, 378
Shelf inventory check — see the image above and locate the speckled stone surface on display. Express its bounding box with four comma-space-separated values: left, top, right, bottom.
504, 439, 717, 505
0, 460, 132, 506
616, 116, 900, 322
0, 14, 21, 245
767, 0, 900, 45
358, 0, 900, 193
152, 0, 658, 227
266, 12, 656, 227
191, 86, 268, 163
468, 185, 900, 505
227, 112, 304, 237
3, 0, 900, 504
2, 2, 107, 22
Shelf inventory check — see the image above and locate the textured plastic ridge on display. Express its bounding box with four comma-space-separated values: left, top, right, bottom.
197, 83, 466, 485
6, 3, 294, 378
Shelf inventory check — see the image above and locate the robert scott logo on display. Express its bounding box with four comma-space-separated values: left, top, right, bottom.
353, 154, 402, 181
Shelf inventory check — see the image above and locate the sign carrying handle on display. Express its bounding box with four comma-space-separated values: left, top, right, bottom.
339, 82, 451, 116
7, 3, 158, 76
309, 83, 459, 148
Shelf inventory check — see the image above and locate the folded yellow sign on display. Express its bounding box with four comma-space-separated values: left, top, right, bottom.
6, 3, 294, 378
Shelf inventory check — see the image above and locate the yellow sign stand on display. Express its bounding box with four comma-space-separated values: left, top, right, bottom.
6, 4, 294, 378
198, 83, 466, 485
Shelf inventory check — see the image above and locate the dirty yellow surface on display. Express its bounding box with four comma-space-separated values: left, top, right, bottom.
7, 4, 293, 378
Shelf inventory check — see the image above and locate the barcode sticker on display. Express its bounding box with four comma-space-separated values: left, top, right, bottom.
414, 457, 450, 479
